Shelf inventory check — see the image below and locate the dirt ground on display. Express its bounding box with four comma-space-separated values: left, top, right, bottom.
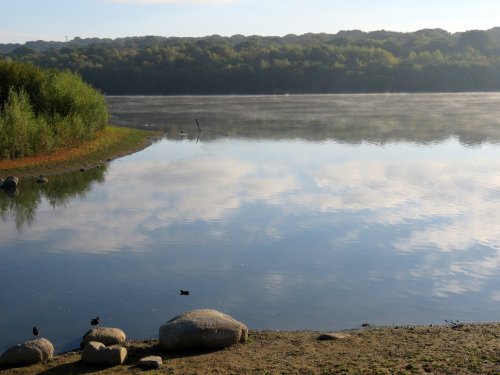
0, 126, 158, 178
1, 323, 499, 374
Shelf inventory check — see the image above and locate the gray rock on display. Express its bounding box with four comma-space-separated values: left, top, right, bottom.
81, 327, 126, 348
138, 355, 162, 369
159, 309, 248, 351
81, 341, 127, 366
0, 338, 54, 366
3, 176, 18, 190
27, 338, 54, 361
35, 175, 48, 184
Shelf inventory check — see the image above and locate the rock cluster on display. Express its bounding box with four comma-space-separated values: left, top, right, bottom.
81, 327, 126, 348
80, 327, 127, 366
0, 309, 247, 369
81, 341, 127, 366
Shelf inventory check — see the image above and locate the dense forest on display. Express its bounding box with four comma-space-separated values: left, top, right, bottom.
2, 28, 500, 94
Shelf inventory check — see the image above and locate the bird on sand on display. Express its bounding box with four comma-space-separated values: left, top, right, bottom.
90, 316, 100, 328
180, 290, 190, 296
32, 326, 39, 338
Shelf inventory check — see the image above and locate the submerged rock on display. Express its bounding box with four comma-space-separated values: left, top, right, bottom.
159, 309, 248, 351
0, 338, 54, 366
81, 341, 127, 366
138, 355, 162, 369
81, 327, 126, 348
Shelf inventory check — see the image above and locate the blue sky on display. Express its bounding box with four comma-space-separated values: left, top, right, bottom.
1, 0, 500, 44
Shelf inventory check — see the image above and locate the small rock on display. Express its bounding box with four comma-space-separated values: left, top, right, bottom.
0, 338, 54, 366
361, 323, 370, 327
3, 176, 18, 190
138, 355, 162, 369
35, 175, 48, 184
317, 332, 351, 341
81, 327, 126, 348
80, 168, 85, 172
82, 341, 127, 366
159, 309, 248, 351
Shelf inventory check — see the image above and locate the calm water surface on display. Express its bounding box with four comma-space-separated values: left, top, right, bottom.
1, 94, 500, 352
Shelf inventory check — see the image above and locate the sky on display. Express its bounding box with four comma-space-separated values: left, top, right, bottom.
1, 0, 500, 44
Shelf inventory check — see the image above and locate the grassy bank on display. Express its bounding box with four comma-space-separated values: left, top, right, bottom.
0, 61, 109, 160
1, 323, 498, 374
0, 125, 158, 177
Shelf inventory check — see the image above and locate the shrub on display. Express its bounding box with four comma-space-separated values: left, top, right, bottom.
0, 89, 37, 159
0, 61, 108, 159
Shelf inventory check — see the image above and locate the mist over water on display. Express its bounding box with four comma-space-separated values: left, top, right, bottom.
1, 94, 500, 353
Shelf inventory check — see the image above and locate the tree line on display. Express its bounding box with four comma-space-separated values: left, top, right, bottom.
2, 28, 500, 94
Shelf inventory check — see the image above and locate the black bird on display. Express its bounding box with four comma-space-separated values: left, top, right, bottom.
90, 316, 100, 328
180, 290, 190, 296
32, 326, 39, 338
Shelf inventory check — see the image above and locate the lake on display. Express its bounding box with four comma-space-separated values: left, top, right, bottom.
1, 94, 500, 353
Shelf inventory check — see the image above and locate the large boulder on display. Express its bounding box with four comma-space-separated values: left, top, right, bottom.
2, 176, 18, 191
159, 309, 248, 351
81, 341, 127, 366
0, 338, 54, 366
81, 327, 126, 348
28, 338, 54, 361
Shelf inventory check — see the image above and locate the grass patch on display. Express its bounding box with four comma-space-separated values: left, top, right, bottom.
0, 125, 158, 177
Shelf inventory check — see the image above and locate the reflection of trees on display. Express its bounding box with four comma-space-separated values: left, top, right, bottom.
0, 166, 107, 230
107, 95, 500, 146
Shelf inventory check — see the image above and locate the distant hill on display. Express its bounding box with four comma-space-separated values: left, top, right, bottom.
1, 28, 500, 94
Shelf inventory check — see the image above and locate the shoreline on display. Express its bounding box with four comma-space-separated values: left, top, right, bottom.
1, 323, 498, 374
0, 126, 160, 179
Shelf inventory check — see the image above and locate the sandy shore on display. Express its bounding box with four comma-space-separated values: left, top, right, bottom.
1, 323, 498, 374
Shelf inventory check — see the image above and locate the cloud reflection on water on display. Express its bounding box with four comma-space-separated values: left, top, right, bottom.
1, 138, 499, 300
